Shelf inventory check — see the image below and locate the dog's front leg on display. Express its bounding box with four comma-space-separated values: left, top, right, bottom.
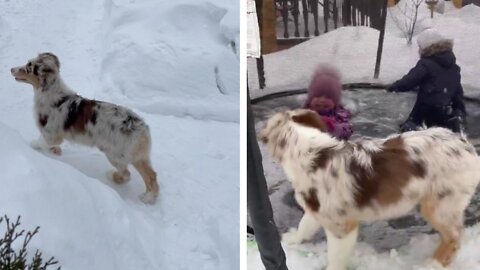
282, 211, 321, 245
324, 221, 358, 270
31, 130, 63, 155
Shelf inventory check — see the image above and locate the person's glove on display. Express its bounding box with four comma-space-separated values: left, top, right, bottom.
385, 84, 396, 93
446, 114, 466, 133
399, 118, 418, 133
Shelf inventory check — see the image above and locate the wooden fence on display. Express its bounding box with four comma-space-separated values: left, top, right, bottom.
275, 0, 387, 45
254, 0, 388, 89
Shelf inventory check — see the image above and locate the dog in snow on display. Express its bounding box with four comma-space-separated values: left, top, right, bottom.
259, 109, 480, 269
11, 52, 159, 204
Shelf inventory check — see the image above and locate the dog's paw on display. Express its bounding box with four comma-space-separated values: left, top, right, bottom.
30, 139, 44, 150
49, 146, 62, 156
325, 265, 346, 270
421, 258, 447, 269
282, 228, 304, 245
140, 191, 158, 204
111, 170, 131, 184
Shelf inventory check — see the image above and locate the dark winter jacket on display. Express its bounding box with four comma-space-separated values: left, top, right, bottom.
390, 41, 466, 119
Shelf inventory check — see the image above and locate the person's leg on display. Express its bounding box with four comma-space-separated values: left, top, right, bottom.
247, 91, 288, 270
400, 104, 423, 133
428, 105, 466, 133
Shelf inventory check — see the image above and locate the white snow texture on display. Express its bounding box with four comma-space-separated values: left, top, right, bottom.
0, 0, 239, 270
248, 223, 480, 270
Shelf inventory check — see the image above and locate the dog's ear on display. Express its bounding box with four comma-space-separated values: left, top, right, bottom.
38, 52, 60, 70
291, 110, 328, 132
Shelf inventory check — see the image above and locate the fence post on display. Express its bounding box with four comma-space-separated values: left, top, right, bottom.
293, 0, 300, 37
374, 0, 388, 79
301, 0, 310, 37
323, 0, 330, 33
281, 0, 290, 38
312, 0, 320, 35
333, 0, 339, 29
257, 56, 266, 89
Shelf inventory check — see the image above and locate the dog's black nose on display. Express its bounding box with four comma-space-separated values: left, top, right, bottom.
10, 68, 14, 74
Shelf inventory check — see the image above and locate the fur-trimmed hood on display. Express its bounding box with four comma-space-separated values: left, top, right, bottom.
417, 29, 454, 58
420, 40, 454, 57
421, 41, 456, 67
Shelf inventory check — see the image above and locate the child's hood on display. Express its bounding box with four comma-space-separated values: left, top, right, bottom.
428, 50, 456, 68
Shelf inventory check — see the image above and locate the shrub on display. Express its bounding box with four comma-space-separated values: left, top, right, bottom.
0, 215, 61, 270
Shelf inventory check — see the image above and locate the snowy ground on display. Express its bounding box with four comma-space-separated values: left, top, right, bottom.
0, 0, 238, 270
247, 2, 480, 269
248, 223, 480, 270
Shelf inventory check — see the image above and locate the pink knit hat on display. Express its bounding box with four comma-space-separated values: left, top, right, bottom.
304, 64, 342, 108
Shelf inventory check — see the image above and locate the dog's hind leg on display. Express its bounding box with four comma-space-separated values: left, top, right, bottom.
105, 153, 131, 184
133, 159, 158, 204
324, 221, 358, 270
421, 196, 464, 267
130, 130, 159, 204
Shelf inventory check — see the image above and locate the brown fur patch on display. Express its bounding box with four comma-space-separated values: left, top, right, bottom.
38, 114, 48, 127
302, 188, 320, 212
64, 99, 97, 133
311, 147, 335, 171
343, 220, 358, 234
412, 159, 427, 177
291, 110, 328, 132
438, 189, 453, 200
278, 137, 287, 149
351, 136, 426, 208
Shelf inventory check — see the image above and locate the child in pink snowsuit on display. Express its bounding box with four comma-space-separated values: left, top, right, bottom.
304, 64, 353, 140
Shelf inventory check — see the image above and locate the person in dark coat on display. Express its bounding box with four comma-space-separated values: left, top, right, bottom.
388, 29, 466, 133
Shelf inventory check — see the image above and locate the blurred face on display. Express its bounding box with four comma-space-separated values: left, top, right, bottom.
309, 96, 335, 112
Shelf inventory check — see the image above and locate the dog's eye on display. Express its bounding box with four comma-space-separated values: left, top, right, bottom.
33, 65, 39, 75
27, 62, 32, 67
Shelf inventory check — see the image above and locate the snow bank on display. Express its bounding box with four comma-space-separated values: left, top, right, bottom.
100, 0, 239, 122
0, 123, 155, 270
249, 2, 480, 99
248, 224, 480, 270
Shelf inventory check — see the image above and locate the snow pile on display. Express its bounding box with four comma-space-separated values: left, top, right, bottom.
249, 1, 480, 99
248, 224, 480, 270
0, 0, 239, 269
0, 123, 155, 270
101, 0, 239, 122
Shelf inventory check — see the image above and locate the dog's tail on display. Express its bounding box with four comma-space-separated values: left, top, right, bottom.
305, 64, 342, 108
